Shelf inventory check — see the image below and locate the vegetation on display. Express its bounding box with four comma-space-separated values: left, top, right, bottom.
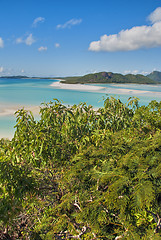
62, 72, 157, 84
0, 97, 161, 239
147, 71, 161, 83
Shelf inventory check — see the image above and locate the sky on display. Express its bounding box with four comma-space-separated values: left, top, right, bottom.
0, 0, 161, 77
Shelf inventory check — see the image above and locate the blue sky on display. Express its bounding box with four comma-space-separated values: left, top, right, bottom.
0, 0, 161, 77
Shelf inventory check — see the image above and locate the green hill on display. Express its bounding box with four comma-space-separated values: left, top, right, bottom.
147, 71, 161, 82
62, 71, 157, 84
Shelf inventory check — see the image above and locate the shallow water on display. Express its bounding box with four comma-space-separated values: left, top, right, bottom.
0, 78, 161, 138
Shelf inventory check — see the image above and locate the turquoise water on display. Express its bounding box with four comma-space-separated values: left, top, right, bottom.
0, 78, 104, 106
0, 78, 161, 138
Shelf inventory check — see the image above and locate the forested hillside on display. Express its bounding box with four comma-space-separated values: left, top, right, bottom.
0, 97, 161, 239
62, 72, 157, 84
147, 71, 161, 83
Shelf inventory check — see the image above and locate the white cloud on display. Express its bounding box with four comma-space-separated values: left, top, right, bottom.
56, 18, 82, 29
16, 34, 35, 46
16, 37, 23, 44
38, 46, 47, 51
0, 67, 4, 73
148, 7, 161, 23
25, 34, 35, 45
89, 7, 161, 52
124, 70, 139, 75
55, 43, 60, 48
32, 17, 45, 27
141, 71, 150, 75
0, 67, 28, 76
123, 70, 150, 75
0, 37, 4, 48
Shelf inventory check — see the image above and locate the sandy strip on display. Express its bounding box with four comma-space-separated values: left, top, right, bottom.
50, 81, 161, 96
0, 105, 40, 117
105, 88, 150, 94
0, 132, 14, 140
50, 81, 106, 91
104, 87, 161, 96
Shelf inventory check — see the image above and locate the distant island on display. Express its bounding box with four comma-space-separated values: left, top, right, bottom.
0, 75, 29, 79
62, 71, 161, 84
1, 70, 161, 84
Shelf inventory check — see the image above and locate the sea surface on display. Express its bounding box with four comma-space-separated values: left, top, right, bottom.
0, 78, 161, 139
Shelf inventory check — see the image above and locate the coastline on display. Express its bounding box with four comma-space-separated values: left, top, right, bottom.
50, 80, 161, 96
0, 104, 40, 117
50, 81, 106, 91
1, 79, 161, 140
105, 88, 151, 95
0, 105, 40, 139
1, 80, 161, 118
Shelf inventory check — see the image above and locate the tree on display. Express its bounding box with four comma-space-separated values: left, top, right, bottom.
0, 97, 160, 239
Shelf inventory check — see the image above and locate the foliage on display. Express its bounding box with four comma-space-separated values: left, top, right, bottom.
0, 97, 161, 239
62, 72, 157, 84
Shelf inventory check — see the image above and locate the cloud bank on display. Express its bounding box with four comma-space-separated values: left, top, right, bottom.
89, 7, 161, 52
0, 37, 4, 48
56, 18, 82, 29
32, 17, 45, 27
16, 34, 35, 46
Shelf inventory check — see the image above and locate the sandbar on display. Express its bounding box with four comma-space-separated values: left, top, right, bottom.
50, 81, 106, 91
50, 81, 161, 96
104, 88, 150, 94
104, 87, 161, 96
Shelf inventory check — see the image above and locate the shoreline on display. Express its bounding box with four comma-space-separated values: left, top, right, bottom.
50, 81, 106, 91
0, 104, 40, 117
50, 80, 161, 96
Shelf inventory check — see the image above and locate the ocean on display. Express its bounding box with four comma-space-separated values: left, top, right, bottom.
0, 78, 161, 139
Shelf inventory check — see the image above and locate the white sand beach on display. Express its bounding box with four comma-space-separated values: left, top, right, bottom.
50, 81, 106, 91
0, 105, 40, 139
105, 88, 150, 95
104, 87, 161, 96
0, 104, 40, 117
50, 81, 161, 96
